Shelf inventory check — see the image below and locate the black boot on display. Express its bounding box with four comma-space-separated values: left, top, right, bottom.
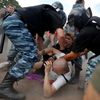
0, 72, 25, 100
69, 58, 82, 84
70, 70, 80, 84
69, 66, 81, 84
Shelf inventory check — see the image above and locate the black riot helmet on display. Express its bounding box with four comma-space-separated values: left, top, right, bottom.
52, 1, 64, 10
68, 7, 92, 30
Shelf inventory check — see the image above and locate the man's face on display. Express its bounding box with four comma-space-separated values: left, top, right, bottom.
6, 6, 15, 14
64, 35, 73, 48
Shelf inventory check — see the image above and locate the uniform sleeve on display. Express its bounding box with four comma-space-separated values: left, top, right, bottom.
50, 11, 63, 33
72, 26, 94, 53
43, 8, 63, 33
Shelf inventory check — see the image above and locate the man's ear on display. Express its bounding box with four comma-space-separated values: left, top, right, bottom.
86, 7, 92, 18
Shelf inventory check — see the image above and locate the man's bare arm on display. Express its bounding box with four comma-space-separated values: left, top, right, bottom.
63, 51, 81, 61
43, 61, 56, 97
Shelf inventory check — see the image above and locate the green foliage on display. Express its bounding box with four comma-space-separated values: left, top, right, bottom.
0, 0, 21, 9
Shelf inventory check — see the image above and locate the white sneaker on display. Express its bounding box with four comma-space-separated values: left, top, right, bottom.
0, 61, 10, 69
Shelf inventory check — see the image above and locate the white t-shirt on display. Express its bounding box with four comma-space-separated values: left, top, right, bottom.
49, 61, 72, 90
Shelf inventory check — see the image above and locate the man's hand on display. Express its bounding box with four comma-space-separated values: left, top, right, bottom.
44, 61, 52, 73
